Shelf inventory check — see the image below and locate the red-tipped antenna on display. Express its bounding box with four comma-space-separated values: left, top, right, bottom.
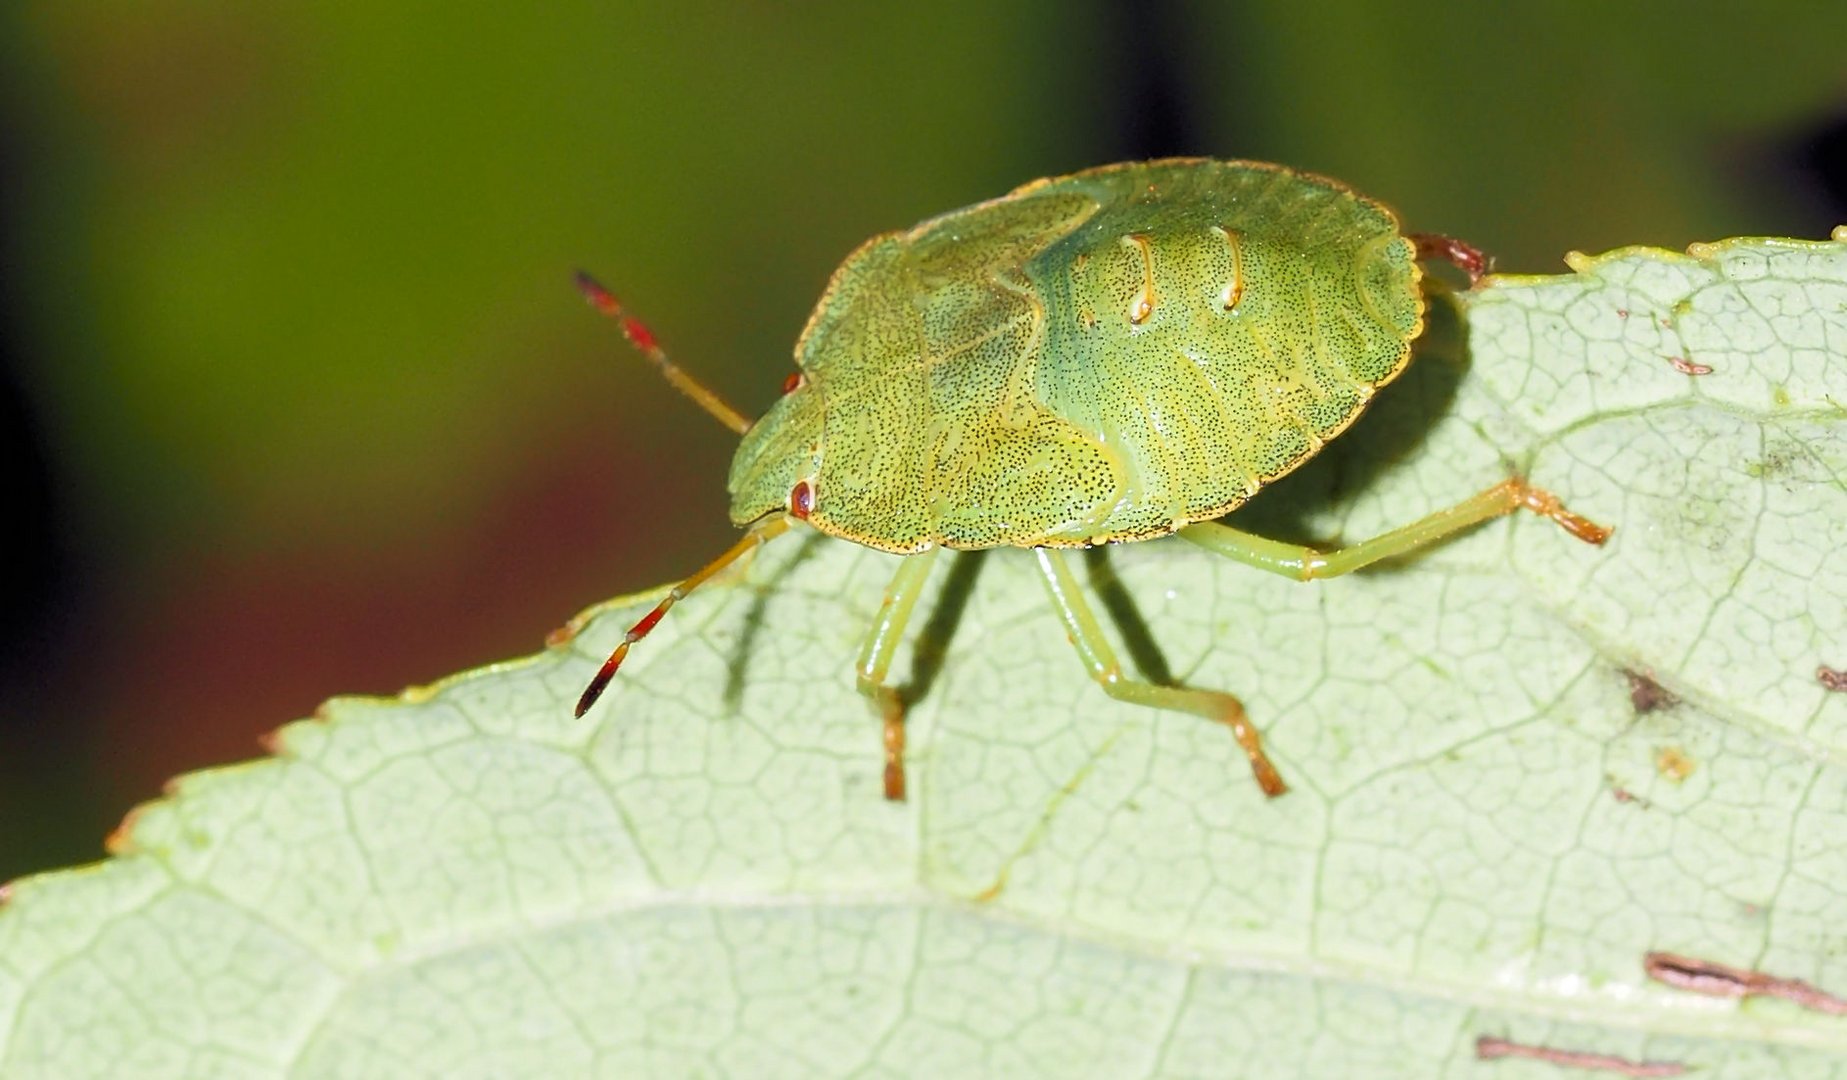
574, 515, 793, 718
574, 270, 754, 436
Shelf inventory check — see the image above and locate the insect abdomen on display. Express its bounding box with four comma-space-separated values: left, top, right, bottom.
1025, 163, 1422, 542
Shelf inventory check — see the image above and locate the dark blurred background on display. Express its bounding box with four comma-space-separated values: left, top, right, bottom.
1, 3, 1843, 882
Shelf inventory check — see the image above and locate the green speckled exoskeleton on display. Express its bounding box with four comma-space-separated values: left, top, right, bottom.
565, 158, 1610, 802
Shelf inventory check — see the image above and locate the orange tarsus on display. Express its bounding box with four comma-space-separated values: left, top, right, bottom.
1514, 481, 1613, 545
1408, 232, 1491, 285
1248, 743, 1286, 797
882, 709, 906, 800
1227, 710, 1286, 797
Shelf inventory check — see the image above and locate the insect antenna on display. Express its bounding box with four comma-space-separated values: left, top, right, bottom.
574, 270, 754, 436
574, 515, 793, 717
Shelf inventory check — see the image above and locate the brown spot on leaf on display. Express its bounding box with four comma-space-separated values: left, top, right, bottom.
1645, 951, 1847, 1016
1475, 1035, 1685, 1076
1626, 671, 1676, 714
1818, 664, 1847, 692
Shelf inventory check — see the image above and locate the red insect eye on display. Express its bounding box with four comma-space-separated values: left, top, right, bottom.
789, 480, 813, 519
781, 371, 804, 395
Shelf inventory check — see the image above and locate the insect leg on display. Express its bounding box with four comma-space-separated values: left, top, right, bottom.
1407, 233, 1491, 285
856, 548, 940, 802
1178, 477, 1610, 581
573, 515, 793, 717
1033, 548, 1287, 798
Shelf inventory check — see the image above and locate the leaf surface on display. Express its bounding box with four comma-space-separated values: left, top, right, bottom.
3, 233, 1846, 1078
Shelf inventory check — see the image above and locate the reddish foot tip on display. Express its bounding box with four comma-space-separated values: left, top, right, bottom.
1559, 513, 1614, 546
1516, 484, 1614, 546
1409, 233, 1492, 286
1255, 762, 1288, 798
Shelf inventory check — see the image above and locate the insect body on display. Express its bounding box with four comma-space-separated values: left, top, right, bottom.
571, 158, 1609, 802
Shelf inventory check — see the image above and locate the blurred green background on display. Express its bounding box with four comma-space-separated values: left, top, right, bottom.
1, 2, 1842, 882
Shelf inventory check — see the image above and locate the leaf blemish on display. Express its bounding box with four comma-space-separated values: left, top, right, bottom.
1818, 664, 1847, 692
1744, 436, 1808, 484
1626, 671, 1676, 714
1644, 952, 1847, 1016
1655, 746, 1695, 782
1475, 1035, 1685, 1077
1611, 786, 1652, 808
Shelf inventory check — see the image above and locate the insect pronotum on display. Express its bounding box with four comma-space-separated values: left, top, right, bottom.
566, 158, 1611, 802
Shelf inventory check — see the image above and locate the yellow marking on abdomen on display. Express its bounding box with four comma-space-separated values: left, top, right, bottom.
1120, 233, 1156, 325
1211, 225, 1244, 310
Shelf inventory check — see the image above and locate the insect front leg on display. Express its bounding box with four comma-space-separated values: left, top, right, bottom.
1033, 548, 1287, 798
855, 548, 940, 801
1177, 477, 1610, 581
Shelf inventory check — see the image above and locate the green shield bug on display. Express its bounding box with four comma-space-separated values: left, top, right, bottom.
566, 158, 1609, 802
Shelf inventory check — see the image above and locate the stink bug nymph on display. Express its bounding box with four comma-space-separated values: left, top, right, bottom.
567, 158, 1609, 802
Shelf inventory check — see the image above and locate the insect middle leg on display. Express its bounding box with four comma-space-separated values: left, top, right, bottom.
1033, 548, 1287, 797
856, 547, 940, 801
1177, 476, 1610, 581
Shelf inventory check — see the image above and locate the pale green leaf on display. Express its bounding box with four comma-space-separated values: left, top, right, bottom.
3, 232, 1846, 1078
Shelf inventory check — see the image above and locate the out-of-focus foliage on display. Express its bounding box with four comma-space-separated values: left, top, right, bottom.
0, 2, 1841, 879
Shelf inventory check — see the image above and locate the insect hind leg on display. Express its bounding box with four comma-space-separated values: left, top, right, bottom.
1178, 477, 1610, 581
1033, 548, 1287, 798
1407, 232, 1491, 285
